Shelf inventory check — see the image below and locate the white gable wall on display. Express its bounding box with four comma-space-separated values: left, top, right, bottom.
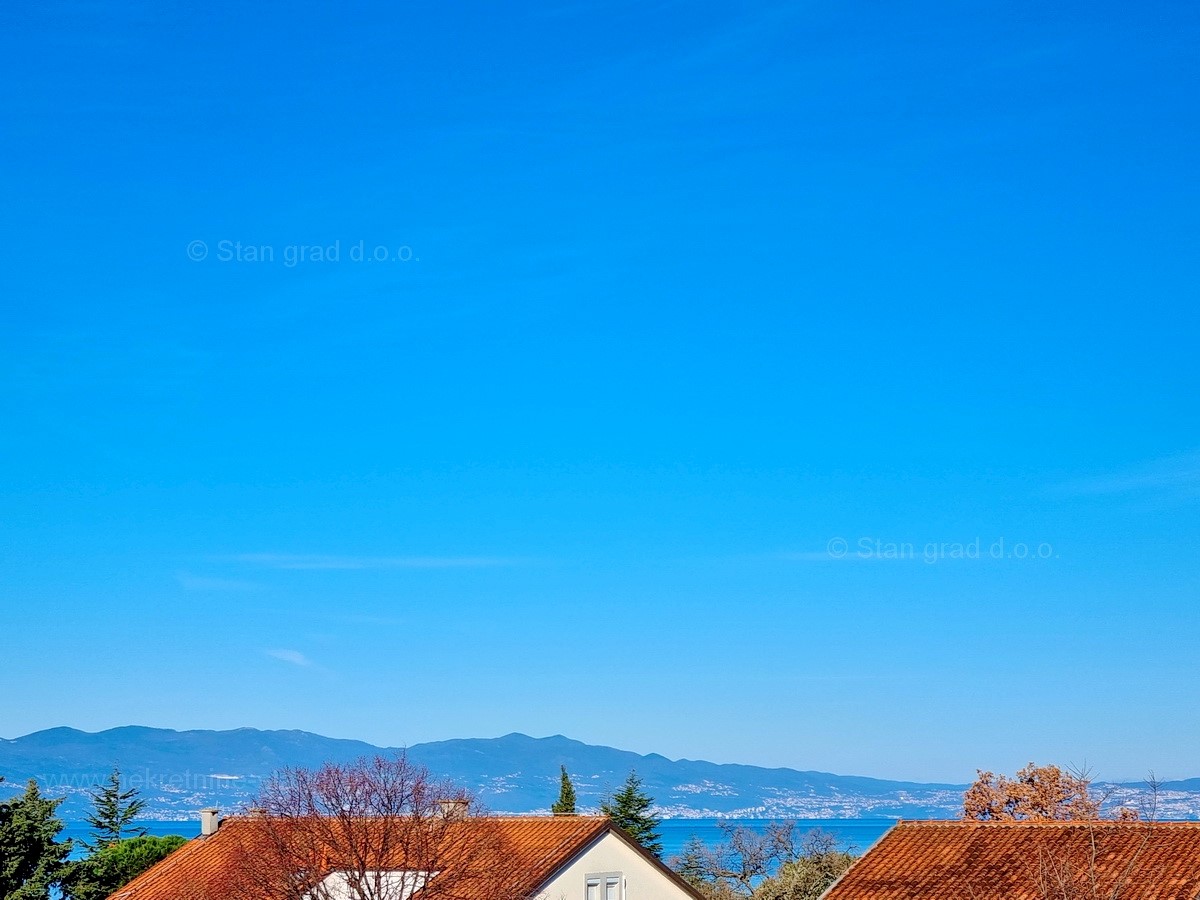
534, 832, 693, 900
309, 870, 432, 900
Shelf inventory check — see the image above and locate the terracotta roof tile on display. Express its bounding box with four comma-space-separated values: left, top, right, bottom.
824, 820, 1200, 900
111, 815, 612, 900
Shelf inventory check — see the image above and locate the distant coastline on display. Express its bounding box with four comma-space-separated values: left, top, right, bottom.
6, 726, 1194, 821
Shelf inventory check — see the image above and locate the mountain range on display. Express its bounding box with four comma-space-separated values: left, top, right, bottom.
1, 727, 1193, 821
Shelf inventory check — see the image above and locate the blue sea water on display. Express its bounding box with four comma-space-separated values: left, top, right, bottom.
656, 818, 895, 858
59, 822, 199, 859
62, 817, 895, 859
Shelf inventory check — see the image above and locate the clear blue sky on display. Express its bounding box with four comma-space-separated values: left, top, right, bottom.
1, 1, 1197, 784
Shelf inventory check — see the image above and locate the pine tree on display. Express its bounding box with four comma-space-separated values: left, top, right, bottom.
600, 770, 662, 857
672, 835, 713, 890
0, 778, 73, 900
61, 834, 187, 900
83, 768, 146, 851
551, 765, 577, 815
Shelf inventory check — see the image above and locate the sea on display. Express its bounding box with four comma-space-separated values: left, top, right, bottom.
61, 817, 898, 859
656, 818, 895, 857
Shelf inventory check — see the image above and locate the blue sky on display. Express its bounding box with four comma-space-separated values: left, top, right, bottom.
1, 0, 1197, 783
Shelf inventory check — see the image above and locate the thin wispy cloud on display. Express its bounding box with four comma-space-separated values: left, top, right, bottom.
328, 613, 409, 626
1056, 454, 1200, 500
266, 649, 313, 668
776, 551, 845, 562
776, 550, 896, 563
229, 554, 521, 570
176, 573, 261, 592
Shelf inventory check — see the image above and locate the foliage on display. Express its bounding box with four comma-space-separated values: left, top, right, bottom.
0, 778, 73, 900
83, 767, 147, 851
551, 765, 577, 815
601, 770, 663, 857
60, 834, 187, 900
962, 763, 1102, 821
754, 832, 854, 900
670, 822, 851, 900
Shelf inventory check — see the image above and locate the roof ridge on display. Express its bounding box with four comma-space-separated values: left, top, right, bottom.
895, 819, 1200, 827
827, 818, 1200, 898
212, 813, 609, 821
110, 812, 620, 900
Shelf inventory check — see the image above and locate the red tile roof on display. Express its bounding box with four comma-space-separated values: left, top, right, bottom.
824, 820, 1200, 900
111, 815, 615, 900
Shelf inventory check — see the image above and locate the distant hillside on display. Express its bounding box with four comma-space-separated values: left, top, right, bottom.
0, 727, 1189, 821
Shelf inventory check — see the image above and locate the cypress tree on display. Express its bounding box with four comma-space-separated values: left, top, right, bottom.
600, 770, 662, 857
83, 768, 145, 851
551, 765, 577, 815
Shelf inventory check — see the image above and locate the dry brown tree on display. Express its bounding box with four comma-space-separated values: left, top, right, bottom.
960, 768, 1162, 900
222, 754, 525, 900
963, 763, 1103, 822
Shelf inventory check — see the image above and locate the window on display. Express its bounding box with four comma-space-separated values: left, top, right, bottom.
586, 873, 622, 900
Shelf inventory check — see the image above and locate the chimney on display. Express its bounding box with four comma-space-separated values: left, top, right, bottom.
437, 799, 469, 821
200, 808, 221, 836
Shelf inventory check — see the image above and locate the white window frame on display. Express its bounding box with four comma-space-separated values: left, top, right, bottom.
586, 872, 623, 900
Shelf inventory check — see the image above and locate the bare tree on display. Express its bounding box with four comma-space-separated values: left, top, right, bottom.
224, 755, 523, 900
671, 822, 852, 900
1026, 775, 1162, 900
753, 831, 854, 900
672, 821, 795, 898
